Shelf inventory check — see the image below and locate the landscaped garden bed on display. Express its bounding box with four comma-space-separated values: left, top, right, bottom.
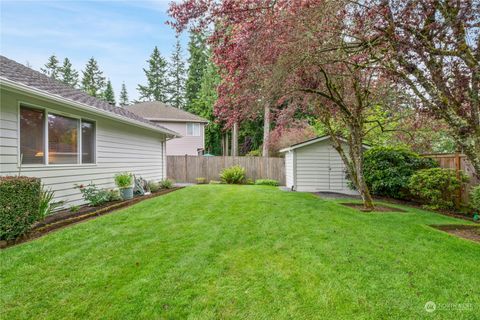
0, 187, 183, 249
430, 224, 480, 243
340, 202, 406, 213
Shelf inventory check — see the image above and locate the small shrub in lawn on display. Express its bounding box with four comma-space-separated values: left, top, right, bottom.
245, 178, 254, 185
159, 179, 174, 189
75, 183, 110, 207
470, 186, 480, 211
363, 146, 438, 199
209, 180, 222, 184
255, 179, 279, 186
196, 177, 207, 184
220, 165, 246, 184
0, 176, 41, 240
408, 168, 469, 210
148, 181, 160, 192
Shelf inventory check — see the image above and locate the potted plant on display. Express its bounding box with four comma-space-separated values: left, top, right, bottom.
115, 172, 133, 200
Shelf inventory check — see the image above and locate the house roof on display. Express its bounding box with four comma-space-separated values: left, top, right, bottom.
128, 101, 208, 123
279, 135, 370, 153
0, 55, 180, 137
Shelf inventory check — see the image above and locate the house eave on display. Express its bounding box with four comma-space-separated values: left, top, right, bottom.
0, 77, 181, 138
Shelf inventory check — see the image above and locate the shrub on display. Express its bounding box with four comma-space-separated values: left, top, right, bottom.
246, 149, 261, 157
0, 176, 41, 240
196, 177, 207, 184
69, 205, 80, 213
245, 178, 254, 185
408, 168, 469, 210
106, 189, 122, 202
470, 186, 480, 211
148, 181, 160, 192
363, 146, 438, 199
159, 179, 174, 189
114, 172, 133, 189
255, 179, 279, 186
75, 183, 110, 207
220, 165, 246, 184
209, 180, 222, 184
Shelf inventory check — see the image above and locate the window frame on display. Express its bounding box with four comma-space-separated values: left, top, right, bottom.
186, 122, 201, 137
17, 101, 97, 167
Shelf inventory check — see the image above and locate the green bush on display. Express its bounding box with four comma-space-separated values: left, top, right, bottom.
209, 180, 222, 184
408, 168, 469, 210
114, 172, 133, 189
470, 186, 480, 211
363, 146, 438, 199
0, 176, 41, 240
148, 181, 160, 192
246, 149, 261, 157
196, 177, 207, 184
220, 165, 246, 184
159, 179, 174, 189
38, 187, 62, 219
255, 179, 279, 186
106, 189, 122, 202
75, 183, 110, 207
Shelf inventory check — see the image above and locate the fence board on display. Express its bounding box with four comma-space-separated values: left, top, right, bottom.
167, 156, 285, 185
423, 153, 479, 204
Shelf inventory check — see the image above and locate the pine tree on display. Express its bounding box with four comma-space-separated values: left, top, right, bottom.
81, 57, 106, 98
41, 55, 60, 80
185, 31, 209, 112
103, 80, 116, 105
119, 82, 129, 107
60, 58, 79, 88
137, 46, 169, 102
167, 36, 186, 108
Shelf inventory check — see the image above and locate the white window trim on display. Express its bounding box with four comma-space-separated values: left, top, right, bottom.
186, 122, 201, 137
17, 101, 97, 167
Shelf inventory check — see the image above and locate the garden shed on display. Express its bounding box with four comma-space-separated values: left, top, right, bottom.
280, 136, 368, 194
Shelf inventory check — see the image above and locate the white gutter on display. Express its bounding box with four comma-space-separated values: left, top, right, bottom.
0, 77, 181, 138
145, 117, 209, 123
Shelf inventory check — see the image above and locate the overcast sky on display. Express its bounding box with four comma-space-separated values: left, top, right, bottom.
0, 0, 187, 102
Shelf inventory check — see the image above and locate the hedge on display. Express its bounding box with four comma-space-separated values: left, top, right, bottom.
0, 176, 42, 240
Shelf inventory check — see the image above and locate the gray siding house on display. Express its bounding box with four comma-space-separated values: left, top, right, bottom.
280, 136, 367, 194
0, 56, 179, 208
128, 101, 208, 156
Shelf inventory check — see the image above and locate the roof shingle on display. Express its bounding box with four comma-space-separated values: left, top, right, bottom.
0, 55, 178, 136
128, 101, 208, 123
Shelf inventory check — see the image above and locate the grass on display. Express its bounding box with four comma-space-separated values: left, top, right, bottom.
1, 185, 479, 319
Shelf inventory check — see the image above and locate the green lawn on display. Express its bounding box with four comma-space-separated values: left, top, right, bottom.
1, 186, 479, 319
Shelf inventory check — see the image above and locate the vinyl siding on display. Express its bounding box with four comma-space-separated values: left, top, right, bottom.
285, 151, 294, 188
293, 139, 358, 194
0, 88, 167, 208
155, 121, 205, 156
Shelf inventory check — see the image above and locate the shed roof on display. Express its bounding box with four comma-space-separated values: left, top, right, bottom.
279, 135, 370, 153
128, 101, 208, 123
0, 55, 179, 137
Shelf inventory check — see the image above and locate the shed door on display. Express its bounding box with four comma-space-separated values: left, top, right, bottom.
328, 146, 346, 191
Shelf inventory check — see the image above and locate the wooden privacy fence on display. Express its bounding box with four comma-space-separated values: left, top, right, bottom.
167, 156, 285, 185
423, 153, 479, 204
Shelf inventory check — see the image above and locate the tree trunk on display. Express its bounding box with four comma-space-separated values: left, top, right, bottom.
262, 104, 270, 157
231, 122, 238, 156
225, 132, 229, 157
455, 133, 480, 179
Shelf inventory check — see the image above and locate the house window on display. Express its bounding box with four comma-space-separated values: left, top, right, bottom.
20, 105, 96, 165
20, 107, 45, 164
186, 123, 200, 136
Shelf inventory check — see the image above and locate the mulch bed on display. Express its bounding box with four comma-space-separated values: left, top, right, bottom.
0, 187, 183, 249
431, 224, 480, 243
340, 202, 406, 213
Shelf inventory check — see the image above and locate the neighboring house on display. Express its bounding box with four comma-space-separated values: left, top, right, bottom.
128, 101, 208, 156
280, 136, 369, 194
0, 56, 180, 208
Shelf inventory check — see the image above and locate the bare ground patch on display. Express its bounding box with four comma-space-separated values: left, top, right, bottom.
340, 202, 407, 213
431, 225, 480, 243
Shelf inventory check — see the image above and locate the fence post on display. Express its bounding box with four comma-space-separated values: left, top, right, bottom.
184, 155, 188, 183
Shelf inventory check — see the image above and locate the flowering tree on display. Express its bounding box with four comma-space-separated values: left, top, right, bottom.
169, 0, 386, 209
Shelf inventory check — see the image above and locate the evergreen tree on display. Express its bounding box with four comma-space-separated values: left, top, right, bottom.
119, 82, 129, 107
60, 58, 79, 88
167, 36, 186, 108
81, 57, 106, 98
191, 55, 223, 154
185, 31, 209, 111
103, 80, 116, 105
41, 55, 60, 80
137, 46, 169, 102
